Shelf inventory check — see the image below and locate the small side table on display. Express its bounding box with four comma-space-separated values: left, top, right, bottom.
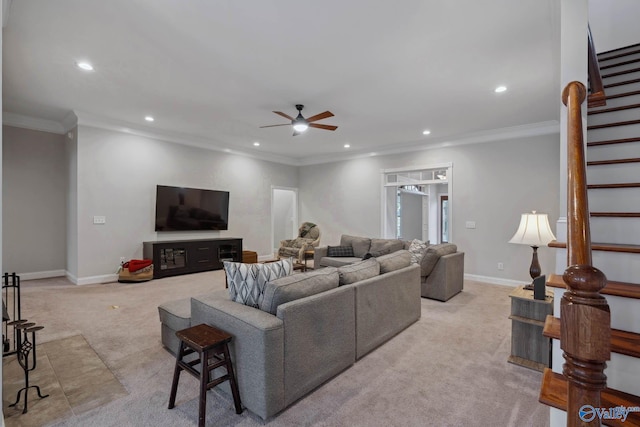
508, 285, 553, 371
303, 250, 314, 270
168, 324, 242, 426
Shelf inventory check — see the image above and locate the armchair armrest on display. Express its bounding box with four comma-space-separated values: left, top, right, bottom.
422, 252, 464, 301
280, 239, 294, 247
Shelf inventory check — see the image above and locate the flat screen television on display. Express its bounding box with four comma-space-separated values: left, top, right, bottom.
155, 185, 229, 231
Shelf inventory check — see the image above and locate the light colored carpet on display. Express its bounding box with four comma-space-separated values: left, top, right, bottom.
2, 270, 550, 426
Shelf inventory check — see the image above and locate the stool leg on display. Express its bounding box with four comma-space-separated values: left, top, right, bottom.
199, 349, 208, 427
168, 342, 185, 409
222, 344, 243, 414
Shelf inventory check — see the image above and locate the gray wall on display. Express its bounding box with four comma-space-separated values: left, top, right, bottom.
2, 126, 67, 275
73, 125, 298, 280
299, 133, 560, 283
1, 123, 559, 285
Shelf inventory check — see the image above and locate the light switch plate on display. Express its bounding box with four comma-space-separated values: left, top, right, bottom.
465, 221, 476, 229
93, 215, 106, 224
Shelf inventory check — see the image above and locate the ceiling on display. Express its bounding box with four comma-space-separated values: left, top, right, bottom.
0, 1, 584, 165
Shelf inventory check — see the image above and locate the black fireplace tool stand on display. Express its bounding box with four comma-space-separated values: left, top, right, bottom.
7, 319, 49, 413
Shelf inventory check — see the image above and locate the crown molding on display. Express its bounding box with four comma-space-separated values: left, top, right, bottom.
3, 109, 560, 167
2, 112, 66, 134
296, 120, 560, 166
72, 110, 299, 166
61, 111, 78, 132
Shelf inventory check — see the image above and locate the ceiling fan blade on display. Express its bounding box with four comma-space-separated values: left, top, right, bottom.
259, 124, 290, 128
306, 111, 334, 123
309, 123, 338, 131
273, 111, 294, 121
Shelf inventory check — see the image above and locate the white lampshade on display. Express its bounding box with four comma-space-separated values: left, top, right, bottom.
508, 211, 556, 247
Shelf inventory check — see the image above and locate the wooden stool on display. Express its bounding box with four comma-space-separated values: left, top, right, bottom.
168, 324, 242, 426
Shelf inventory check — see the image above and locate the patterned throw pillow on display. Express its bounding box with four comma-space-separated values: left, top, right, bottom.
408, 239, 429, 264
327, 245, 355, 257
225, 259, 293, 307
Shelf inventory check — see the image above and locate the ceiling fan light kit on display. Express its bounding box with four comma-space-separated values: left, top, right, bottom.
260, 104, 338, 136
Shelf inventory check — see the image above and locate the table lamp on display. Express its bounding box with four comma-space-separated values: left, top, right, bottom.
508, 211, 556, 290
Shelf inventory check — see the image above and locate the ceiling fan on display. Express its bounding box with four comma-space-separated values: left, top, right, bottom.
260, 104, 338, 136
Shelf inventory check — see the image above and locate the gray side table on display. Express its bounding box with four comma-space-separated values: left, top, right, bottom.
508, 285, 553, 371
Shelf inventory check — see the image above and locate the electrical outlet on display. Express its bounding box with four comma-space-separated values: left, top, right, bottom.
497, 262, 504, 271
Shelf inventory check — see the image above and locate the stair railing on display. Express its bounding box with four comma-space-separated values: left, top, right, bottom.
587, 25, 606, 107
561, 81, 611, 426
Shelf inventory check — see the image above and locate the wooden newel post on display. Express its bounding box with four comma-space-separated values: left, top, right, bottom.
561, 81, 611, 426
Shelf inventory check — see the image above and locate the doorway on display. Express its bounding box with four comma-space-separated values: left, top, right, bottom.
271, 187, 298, 255
381, 163, 452, 243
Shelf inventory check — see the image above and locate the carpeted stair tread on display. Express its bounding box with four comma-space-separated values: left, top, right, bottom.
546, 273, 640, 299
539, 369, 640, 427
543, 316, 640, 358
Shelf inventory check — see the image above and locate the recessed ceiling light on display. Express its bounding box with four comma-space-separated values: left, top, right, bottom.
422, 130, 431, 135
344, 144, 350, 148
253, 142, 260, 147
495, 86, 507, 93
76, 61, 94, 71
144, 116, 154, 122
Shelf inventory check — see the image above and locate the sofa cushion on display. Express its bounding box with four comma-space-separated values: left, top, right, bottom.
337, 258, 380, 286
408, 239, 430, 264
370, 238, 404, 254
339, 235, 371, 258
362, 247, 391, 260
420, 243, 457, 277
326, 245, 355, 257
225, 259, 293, 307
320, 256, 363, 268
158, 297, 192, 332
259, 267, 339, 315
376, 250, 412, 274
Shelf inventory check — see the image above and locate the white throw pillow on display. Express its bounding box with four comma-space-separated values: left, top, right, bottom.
225, 259, 293, 307
408, 239, 429, 264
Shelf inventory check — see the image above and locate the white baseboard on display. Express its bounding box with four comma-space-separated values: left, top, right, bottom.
76, 274, 119, 286
464, 273, 527, 287
13, 269, 66, 281
5, 269, 113, 286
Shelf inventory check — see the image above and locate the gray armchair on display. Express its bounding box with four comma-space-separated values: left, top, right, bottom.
277, 222, 320, 263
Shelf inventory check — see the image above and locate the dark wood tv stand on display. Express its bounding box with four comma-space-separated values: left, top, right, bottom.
143, 238, 242, 279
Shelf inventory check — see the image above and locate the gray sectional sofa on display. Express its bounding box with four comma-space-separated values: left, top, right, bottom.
158, 250, 420, 420
315, 234, 465, 301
